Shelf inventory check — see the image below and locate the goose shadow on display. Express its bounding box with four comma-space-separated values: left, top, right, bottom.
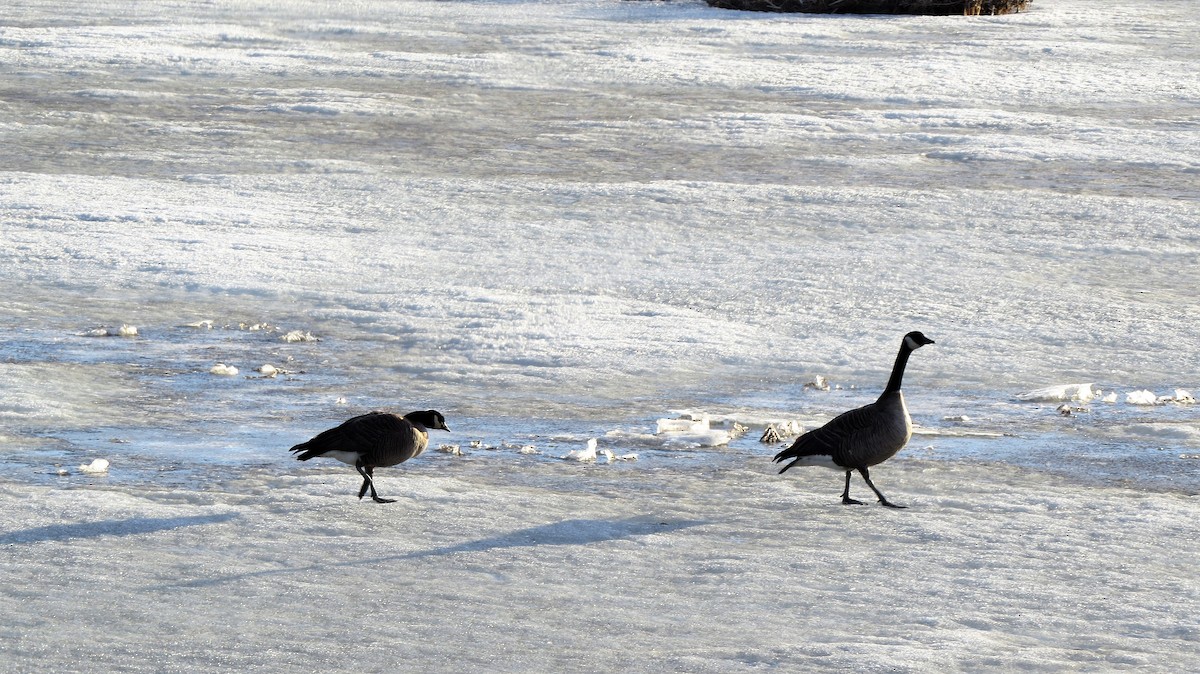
0, 512, 239, 545
405, 516, 702, 559
162, 516, 706, 589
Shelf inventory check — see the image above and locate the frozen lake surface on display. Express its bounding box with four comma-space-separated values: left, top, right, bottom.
4, 463, 1198, 672
2, 0, 1198, 670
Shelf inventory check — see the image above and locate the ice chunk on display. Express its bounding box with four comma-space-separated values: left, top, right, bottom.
662, 429, 731, 448
437, 444, 463, 456
210, 363, 239, 376
258, 364, 279, 377
1125, 390, 1159, 406
760, 420, 803, 443
777, 420, 803, 436
281, 330, 320, 343
1171, 389, 1196, 404
729, 421, 749, 439
1016, 383, 1095, 403
562, 438, 598, 462
760, 425, 781, 443
596, 448, 637, 463
78, 458, 110, 474
79, 325, 137, 337
657, 413, 752, 437
656, 413, 731, 448
656, 414, 710, 434
804, 375, 831, 391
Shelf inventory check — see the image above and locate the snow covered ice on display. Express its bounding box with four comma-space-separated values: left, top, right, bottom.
5, 463, 1199, 671
2, 0, 1199, 671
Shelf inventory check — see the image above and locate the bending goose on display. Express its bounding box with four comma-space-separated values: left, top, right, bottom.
289, 409, 450, 503
773, 331, 934, 508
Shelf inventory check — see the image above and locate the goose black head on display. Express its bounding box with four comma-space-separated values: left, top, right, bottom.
405, 409, 450, 432
903, 331, 935, 350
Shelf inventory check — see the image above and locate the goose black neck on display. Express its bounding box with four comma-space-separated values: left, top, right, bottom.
884, 342, 914, 393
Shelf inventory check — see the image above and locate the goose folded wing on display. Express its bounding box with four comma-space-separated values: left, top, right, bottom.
775, 403, 880, 463
306, 412, 410, 454
826, 403, 906, 468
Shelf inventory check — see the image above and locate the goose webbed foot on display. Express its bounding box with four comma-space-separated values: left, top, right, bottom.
371, 495, 397, 504
878, 499, 907, 509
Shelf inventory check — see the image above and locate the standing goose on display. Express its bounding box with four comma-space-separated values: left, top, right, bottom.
290, 409, 450, 503
773, 331, 934, 508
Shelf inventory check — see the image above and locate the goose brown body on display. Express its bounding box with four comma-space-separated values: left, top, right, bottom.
290, 409, 449, 503
778, 390, 912, 470
773, 332, 933, 508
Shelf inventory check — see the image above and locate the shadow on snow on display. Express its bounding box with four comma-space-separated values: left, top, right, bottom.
0, 512, 239, 545
157, 516, 706, 589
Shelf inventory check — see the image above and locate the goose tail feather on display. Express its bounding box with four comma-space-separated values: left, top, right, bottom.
777, 458, 804, 474
773, 431, 831, 463
290, 441, 324, 461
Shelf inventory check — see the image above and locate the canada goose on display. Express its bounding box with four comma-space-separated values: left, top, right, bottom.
773, 331, 934, 508
289, 409, 450, 503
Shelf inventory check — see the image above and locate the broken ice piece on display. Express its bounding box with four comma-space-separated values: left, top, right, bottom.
79, 458, 110, 474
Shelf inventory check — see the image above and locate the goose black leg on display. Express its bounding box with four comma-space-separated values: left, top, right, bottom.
858, 466, 905, 509
841, 470, 865, 505
355, 461, 371, 499
355, 461, 395, 504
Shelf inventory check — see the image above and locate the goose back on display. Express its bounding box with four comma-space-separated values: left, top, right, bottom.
290, 411, 429, 467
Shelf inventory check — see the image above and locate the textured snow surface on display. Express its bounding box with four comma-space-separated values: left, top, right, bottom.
2, 0, 1199, 670
3, 463, 1199, 672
